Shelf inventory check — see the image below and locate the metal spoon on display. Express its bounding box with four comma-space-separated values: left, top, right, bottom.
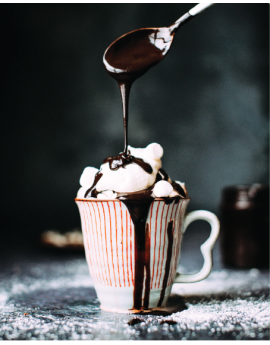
103, 3, 214, 80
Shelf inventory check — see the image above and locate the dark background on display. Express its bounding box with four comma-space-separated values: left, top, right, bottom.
1, 3, 269, 250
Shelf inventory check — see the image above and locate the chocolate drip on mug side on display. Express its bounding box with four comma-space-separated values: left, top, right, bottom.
158, 219, 174, 307
119, 192, 153, 310
143, 223, 151, 308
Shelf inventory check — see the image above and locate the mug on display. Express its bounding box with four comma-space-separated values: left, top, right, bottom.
75, 197, 219, 313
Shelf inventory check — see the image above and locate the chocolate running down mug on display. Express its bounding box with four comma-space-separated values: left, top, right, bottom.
76, 197, 219, 313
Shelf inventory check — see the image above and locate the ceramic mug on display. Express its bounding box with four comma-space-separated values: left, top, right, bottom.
75, 197, 219, 313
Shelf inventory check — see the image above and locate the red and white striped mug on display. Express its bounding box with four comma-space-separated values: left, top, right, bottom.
75, 197, 219, 313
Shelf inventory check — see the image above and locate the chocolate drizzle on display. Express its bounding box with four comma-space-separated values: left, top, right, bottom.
83, 169, 185, 310
103, 12, 193, 162
158, 168, 170, 181
84, 172, 103, 198
103, 152, 153, 173
119, 193, 153, 310
93, 14, 193, 310
143, 224, 151, 308
158, 220, 174, 307
103, 25, 173, 168
118, 193, 178, 310
83, 170, 184, 310
172, 181, 186, 198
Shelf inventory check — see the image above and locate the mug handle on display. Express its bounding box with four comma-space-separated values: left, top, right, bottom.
174, 210, 220, 283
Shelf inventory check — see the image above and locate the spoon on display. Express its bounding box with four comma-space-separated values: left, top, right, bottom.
103, 3, 214, 156
103, 3, 214, 82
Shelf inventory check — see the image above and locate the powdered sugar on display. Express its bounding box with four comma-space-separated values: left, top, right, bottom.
0, 257, 269, 340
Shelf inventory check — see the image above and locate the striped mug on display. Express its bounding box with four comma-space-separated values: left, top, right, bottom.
75, 197, 219, 313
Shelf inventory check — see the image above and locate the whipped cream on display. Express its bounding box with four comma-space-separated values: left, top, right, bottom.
77, 143, 187, 200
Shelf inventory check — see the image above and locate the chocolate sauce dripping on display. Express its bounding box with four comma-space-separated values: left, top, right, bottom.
103, 151, 132, 170
158, 220, 174, 307
143, 223, 151, 308
102, 14, 194, 310
155, 168, 170, 183
119, 192, 153, 310
164, 196, 179, 205
119, 82, 131, 156
117, 185, 154, 201
103, 8, 199, 158
103, 153, 153, 173
117, 182, 181, 309
156, 169, 186, 198
85, 171, 182, 310
172, 181, 186, 198
103, 26, 175, 166
131, 157, 153, 174
84, 171, 103, 198
105, 40, 161, 161
159, 168, 170, 181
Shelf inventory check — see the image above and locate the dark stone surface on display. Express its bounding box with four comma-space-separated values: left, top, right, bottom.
0, 228, 269, 340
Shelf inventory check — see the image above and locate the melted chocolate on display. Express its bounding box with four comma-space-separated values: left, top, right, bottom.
103, 152, 153, 173
158, 168, 170, 181
155, 168, 169, 183
143, 224, 151, 308
84, 170, 183, 310
120, 193, 153, 309
84, 171, 183, 309
172, 181, 186, 198
103, 12, 192, 160
160, 320, 178, 325
98, 12, 193, 310
104, 12, 192, 81
127, 318, 143, 326
84, 172, 103, 198
158, 220, 174, 307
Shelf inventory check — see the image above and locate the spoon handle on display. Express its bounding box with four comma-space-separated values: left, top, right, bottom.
188, 3, 214, 17
170, 3, 214, 33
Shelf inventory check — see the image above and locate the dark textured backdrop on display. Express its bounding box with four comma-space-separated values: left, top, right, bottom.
1, 3, 269, 247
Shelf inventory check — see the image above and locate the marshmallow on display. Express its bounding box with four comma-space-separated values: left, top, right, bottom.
79, 167, 99, 187
169, 190, 180, 198
77, 185, 92, 198
95, 143, 163, 193
145, 143, 163, 160
97, 190, 117, 199
96, 161, 156, 193
153, 180, 173, 198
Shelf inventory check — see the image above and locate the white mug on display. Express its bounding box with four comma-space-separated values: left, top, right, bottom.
76, 197, 219, 313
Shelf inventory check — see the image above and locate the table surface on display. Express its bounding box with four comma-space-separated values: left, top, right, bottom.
0, 228, 269, 341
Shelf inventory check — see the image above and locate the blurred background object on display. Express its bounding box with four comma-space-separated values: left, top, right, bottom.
219, 184, 269, 269
1, 3, 269, 252
41, 229, 84, 251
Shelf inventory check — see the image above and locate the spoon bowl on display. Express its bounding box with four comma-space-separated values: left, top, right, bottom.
103, 3, 214, 82
103, 27, 174, 80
